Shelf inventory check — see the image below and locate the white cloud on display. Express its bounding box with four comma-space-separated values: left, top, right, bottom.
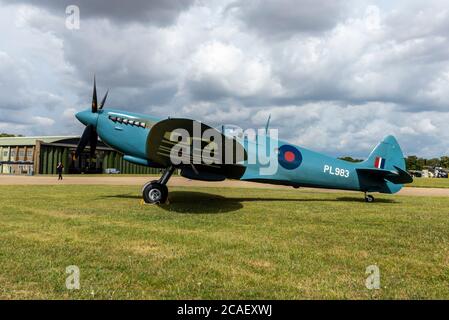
228, 0, 350, 38
32, 116, 55, 126
186, 41, 283, 99
62, 108, 77, 120
251, 102, 449, 157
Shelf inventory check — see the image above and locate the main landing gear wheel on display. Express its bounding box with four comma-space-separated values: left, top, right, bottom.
142, 166, 175, 204
364, 194, 375, 203
143, 182, 168, 204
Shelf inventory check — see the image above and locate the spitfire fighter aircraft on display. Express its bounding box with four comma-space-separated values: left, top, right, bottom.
74, 78, 413, 204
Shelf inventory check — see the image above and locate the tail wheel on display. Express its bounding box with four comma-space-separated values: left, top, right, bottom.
365, 195, 374, 203
143, 182, 168, 204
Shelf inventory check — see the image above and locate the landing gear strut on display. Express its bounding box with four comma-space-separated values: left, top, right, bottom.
142, 166, 175, 204
364, 192, 374, 203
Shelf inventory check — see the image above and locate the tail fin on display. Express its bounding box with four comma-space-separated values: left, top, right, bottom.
357, 135, 412, 192
361, 135, 406, 171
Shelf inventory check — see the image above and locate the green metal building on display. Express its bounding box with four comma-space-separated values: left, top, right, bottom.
0, 136, 159, 175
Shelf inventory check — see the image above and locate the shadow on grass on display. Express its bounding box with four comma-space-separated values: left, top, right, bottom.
102, 191, 398, 214
335, 197, 397, 203
162, 191, 242, 214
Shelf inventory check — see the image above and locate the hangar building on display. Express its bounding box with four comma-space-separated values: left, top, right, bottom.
0, 136, 159, 175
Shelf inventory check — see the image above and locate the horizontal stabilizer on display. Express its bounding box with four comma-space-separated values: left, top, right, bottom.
356, 166, 413, 184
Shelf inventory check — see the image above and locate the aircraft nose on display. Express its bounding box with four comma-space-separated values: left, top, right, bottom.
75, 109, 98, 127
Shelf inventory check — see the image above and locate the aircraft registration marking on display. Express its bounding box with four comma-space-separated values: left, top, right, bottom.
324, 165, 349, 178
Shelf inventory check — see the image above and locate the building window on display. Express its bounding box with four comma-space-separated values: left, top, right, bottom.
10, 150, 16, 157
3, 151, 7, 157
19, 150, 25, 157
19, 165, 30, 174
27, 150, 33, 157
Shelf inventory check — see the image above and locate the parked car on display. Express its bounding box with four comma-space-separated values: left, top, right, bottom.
434, 167, 448, 178
105, 168, 120, 174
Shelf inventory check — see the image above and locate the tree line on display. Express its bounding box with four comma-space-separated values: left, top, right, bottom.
339, 155, 449, 171
405, 156, 449, 171
0, 133, 23, 137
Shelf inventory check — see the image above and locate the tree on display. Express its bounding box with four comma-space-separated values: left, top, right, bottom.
405, 156, 421, 170
0, 133, 23, 137
418, 157, 427, 169
0, 133, 18, 137
440, 156, 449, 169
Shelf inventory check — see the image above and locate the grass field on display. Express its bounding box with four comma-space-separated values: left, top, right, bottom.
410, 177, 449, 188
0, 185, 449, 299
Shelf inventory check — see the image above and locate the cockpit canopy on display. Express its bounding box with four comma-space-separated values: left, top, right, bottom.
219, 124, 244, 139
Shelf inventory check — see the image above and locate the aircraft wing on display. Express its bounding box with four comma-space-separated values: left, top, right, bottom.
356, 166, 413, 184
146, 118, 247, 180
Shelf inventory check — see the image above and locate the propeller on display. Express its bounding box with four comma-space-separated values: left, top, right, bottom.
99, 89, 108, 110
75, 124, 95, 159
74, 76, 109, 159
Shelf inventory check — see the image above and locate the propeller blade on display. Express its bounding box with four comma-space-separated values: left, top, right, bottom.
99, 89, 109, 110
89, 128, 98, 159
92, 76, 98, 113
75, 125, 93, 158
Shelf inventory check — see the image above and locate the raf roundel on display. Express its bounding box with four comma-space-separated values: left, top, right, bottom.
278, 145, 303, 170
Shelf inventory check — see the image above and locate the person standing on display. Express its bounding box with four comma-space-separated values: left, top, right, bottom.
57, 162, 64, 180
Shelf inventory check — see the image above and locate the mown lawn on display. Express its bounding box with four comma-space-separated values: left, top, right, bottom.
0, 185, 448, 299
410, 177, 449, 188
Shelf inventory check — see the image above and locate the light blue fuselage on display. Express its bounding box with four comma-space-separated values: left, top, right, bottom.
76, 108, 403, 194
240, 136, 400, 193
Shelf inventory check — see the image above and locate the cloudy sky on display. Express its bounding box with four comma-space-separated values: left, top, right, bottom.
0, 0, 448, 158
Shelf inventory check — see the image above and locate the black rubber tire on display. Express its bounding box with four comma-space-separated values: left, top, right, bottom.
365, 195, 374, 203
141, 180, 160, 196
142, 182, 168, 204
